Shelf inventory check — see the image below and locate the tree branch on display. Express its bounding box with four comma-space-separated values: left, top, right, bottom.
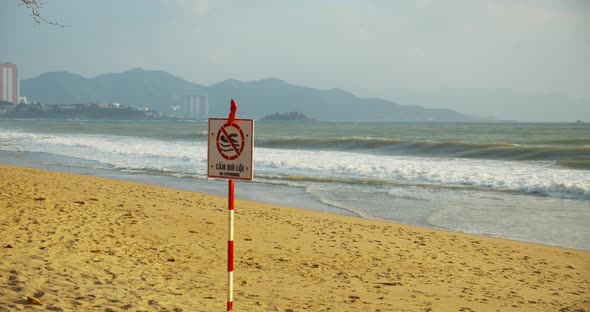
19, 0, 69, 27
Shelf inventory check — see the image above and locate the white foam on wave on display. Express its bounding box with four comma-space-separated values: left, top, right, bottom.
1, 130, 589, 200
254, 148, 590, 200
2, 128, 589, 250
0, 130, 208, 175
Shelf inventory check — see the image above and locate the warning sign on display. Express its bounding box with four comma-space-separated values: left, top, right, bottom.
208, 118, 254, 180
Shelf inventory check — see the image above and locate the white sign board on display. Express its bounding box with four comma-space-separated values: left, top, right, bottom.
207, 118, 254, 180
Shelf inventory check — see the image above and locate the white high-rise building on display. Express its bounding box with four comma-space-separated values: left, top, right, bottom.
0, 63, 19, 104
184, 95, 209, 119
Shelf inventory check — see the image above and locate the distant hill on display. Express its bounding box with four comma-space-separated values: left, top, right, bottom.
21, 68, 478, 122
22, 69, 206, 112
262, 112, 314, 121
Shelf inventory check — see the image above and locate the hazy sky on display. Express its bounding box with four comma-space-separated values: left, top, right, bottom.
1, 0, 589, 121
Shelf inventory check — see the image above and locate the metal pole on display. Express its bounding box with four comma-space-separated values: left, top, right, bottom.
227, 179, 235, 311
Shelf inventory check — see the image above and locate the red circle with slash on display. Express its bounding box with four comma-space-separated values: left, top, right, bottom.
216, 123, 245, 160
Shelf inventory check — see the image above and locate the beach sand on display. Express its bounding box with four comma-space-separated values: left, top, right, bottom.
0, 164, 588, 311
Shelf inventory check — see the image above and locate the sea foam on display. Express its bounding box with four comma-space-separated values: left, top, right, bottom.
1, 130, 589, 200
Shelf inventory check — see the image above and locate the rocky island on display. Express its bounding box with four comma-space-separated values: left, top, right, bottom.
261, 112, 314, 121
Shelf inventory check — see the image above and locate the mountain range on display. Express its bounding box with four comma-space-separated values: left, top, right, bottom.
21, 68, 480, 122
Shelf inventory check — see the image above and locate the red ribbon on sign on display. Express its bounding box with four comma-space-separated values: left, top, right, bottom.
227, 99, 238, 125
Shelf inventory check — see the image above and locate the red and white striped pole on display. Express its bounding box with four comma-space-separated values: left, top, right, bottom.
227, 179, 235, 311
226, 99, 238, 311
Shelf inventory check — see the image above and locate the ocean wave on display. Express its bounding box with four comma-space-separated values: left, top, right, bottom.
1, 129, 589, 201
528, 138, 590, 146
257, 137, 590, 163
175, 131, 208, 140
557, 160, 590, 170
253, 171, 589, 201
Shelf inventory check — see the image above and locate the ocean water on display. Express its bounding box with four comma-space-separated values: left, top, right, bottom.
0, 119, 588, 250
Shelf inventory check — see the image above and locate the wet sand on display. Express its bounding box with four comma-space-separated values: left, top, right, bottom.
0, 164, 588, 311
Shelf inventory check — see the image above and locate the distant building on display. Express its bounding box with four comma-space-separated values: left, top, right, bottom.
0, 63, 19, 105
184, 95, 208, 119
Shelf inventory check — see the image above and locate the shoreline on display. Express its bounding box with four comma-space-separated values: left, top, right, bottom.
1, 121, 589, 252
1, 150, 588, 252
0, 150, 354, 217
1, 164, 589, 311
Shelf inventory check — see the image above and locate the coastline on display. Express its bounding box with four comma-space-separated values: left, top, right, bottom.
1, 120, 589, 251
1, 164, 589, 311
0, 150, 354, 218
2, 149, 588, 252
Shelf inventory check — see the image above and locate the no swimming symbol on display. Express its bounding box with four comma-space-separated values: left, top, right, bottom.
216, 123, 245, 160
207, 116, 254, 181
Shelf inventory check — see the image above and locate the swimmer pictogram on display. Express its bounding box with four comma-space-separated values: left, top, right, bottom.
216, 123, 245, 160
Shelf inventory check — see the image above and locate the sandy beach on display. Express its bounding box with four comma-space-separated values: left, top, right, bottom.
0, 164, 588, 311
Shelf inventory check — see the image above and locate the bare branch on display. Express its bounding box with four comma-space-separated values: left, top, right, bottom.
19, 0, 69, 27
